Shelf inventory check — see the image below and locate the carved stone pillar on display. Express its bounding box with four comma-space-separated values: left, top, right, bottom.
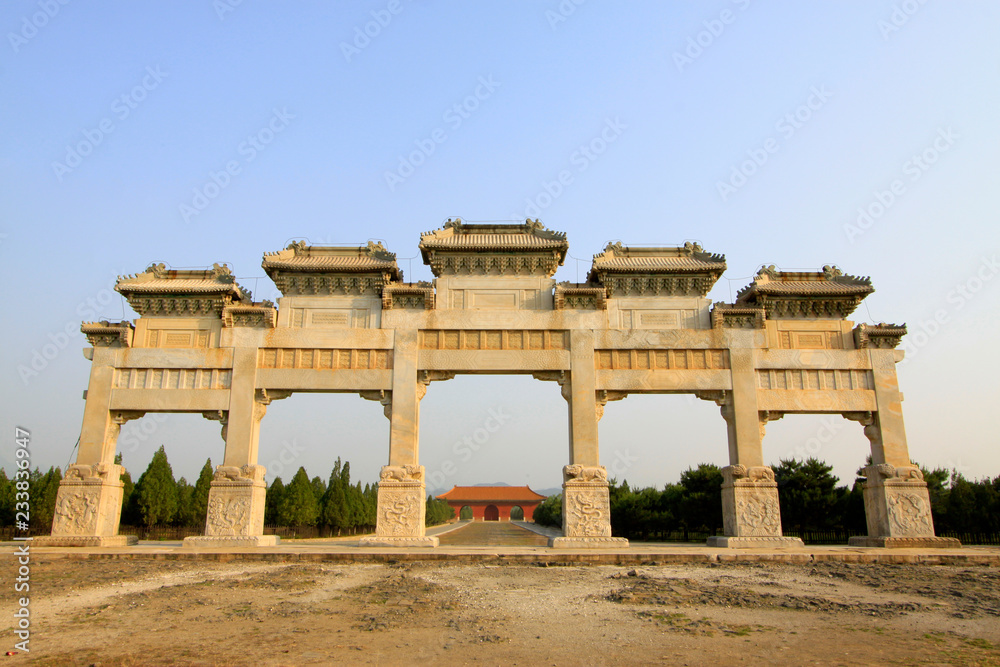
360, 329, 439, 547
705, 399, 802, 548
550, 464, 628, 548
845, 412, 960, 548
183, 371, 286, 547
38, 410, 143, 546
548, 330, 628, 548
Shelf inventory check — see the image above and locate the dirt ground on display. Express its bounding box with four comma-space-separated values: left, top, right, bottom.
2, 555, 999, 666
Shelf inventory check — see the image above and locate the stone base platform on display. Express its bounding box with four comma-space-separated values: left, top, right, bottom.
707, 536, 805, 549
848, 536, 962, 549
358, 536, 440, 548
183, 536, 280, 548
549, 536, 630, 549
31, 535, 138, 547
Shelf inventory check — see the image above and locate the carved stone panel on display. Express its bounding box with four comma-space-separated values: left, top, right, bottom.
720, 465, 783, 538
561, 466, 613, 538
858, 464, 935, 538
49, 463, 127, 538
202, 465, 268, 537
372, 465, 427, 538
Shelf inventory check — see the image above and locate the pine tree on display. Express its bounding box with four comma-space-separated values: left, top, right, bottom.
320, 458, 347, 533
190, 459, 213, 528
116, 453, 135, 524
136, 445, 178, 526
30, 467, 62, 534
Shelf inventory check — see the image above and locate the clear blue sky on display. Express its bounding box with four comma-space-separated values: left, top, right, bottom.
2, 1, 998, 493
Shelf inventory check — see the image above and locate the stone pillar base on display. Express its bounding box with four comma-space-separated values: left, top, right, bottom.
721, 465, 786, 540
49, 463, 128, 540
848, 536, 961, 549
183, 535, 280, 548
32, 535, 138, 547
361, 466, 431, 547
549, 536, 629, 549
859, 464, 940, 542
358, 536, 440, 548
559, 465, 625, 546
202, 465, 268, 539
707, 536, 804, 549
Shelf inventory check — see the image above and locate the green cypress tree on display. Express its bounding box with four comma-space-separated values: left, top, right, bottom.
175, 478, 193, 526
190, 459, 213, 528
136, 446, 178, 527
116, 453, 135, 525
0, 469, 14, 527
279, 467, 319, 527
320, 459, 347, 533
30, 467, 62, 534
265, 477, 285, 525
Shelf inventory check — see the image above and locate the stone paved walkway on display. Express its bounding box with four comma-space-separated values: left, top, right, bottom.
437, 520, 550, 547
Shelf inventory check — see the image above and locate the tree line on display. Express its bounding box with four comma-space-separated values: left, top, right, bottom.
0, 445, 454, 535
533, 458, 1000, 542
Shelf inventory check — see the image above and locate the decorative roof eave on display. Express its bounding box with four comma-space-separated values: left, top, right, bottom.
382, 283, 436, 310
81, 321, 134, 347
418, 219, 569, 276
222, 304, 277, 328
854, 323, 907, 349
734, 265, 874, 319
436, 485, 548, 502
554, 284, 607, 310
710, 303, 765, 329
115, 263, 249, 316
262, 241, 402, 283
587, 242, 726, 295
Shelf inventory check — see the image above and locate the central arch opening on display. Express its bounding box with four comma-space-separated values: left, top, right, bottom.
484, 505, 500, 521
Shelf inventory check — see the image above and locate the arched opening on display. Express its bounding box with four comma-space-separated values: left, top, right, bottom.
510, 505, 524, 521
484, 505, 500, 521
459, 505, 473, 520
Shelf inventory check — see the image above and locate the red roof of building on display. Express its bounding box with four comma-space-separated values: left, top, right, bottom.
437, 485, 548, 502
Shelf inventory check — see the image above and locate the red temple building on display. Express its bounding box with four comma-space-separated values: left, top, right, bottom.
437, 486, 548, 522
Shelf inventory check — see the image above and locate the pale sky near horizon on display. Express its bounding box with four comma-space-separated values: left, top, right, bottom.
1, 1, 998, 495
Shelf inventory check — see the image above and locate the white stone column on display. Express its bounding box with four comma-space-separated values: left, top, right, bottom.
846, 357, 960, 548
38, 346, 138, 547
185, 348, 280, 547
706, 345, 802, 548
360, 330, 438, 547
550, 330, 628, 548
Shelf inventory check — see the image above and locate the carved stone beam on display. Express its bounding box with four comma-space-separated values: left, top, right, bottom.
758, 410, 784, 440
202, 410, 229, 441
360, 390, 392, 420
595, 390, 628, 421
